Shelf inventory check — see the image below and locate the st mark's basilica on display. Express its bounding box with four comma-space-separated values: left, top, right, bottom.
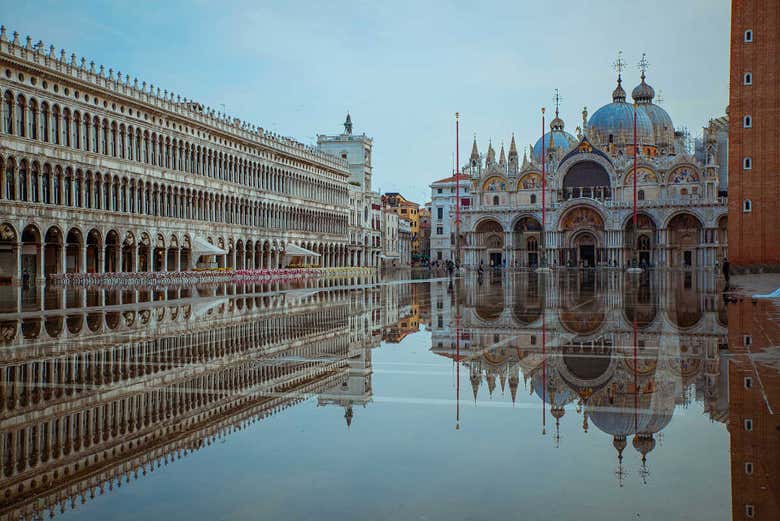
461, 59, 728, 270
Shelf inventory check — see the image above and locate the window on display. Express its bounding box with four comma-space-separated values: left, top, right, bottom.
437, 251, 443, 261
437, 207, 443, 219
493, 195, 499, 206
743, 199, 752, 212
744, 335, 752, 346
745, 462, 754, 475
638, 189, 645, 201
437, 188, 442, 194
530, 194, 537, 204
744, 157, 752, 169
744, 29, 753, 42
745, 504, 755, 518
744, 418, 753, 431
436, 226, 443, 235
744, 72, 752, 85
744, 115, 752, 128
744, 376, 753, 389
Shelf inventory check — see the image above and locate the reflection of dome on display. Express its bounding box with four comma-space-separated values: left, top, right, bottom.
563, 348, 612, 381
531, 372, 577, 407
587, 77, 655, 149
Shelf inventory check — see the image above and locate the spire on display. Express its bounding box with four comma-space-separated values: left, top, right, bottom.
470, 372, 481, 402
344, 405, 353, 428
632, 53, 655, 104
509, 374, 519, 404
470, 135, 480, 165
344, 113, 352, 135
498, 143, 506, 167
486, 141, 496, 165
486, 372, 496, 396
509, 134, 518, 159
612, 51, 627, 103
581, 106, 588, 136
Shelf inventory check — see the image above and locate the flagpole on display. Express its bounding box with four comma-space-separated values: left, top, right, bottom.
537, 107, 551, 273
455, 112, 461, 268
628, 101, 643, 273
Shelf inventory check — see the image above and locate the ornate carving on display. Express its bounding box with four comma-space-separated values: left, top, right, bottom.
561, 207, 604, 231
669, 166, 699, 184
519, 173, 541, 189
624, 167, 658, 185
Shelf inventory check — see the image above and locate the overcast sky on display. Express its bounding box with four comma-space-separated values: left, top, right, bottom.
0, 0, 730, 203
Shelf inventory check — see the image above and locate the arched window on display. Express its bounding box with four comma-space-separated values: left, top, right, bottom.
27, 99, 37, 139
92, 117, 99, 152
18, 160, 27, 202
743, 199, 752, 212
744, 115, 752, 128
530, 194, 537, 204
52, 105, 61, 145
30, 162, 39, 202
4, 160, 15, 200
744, 157, 752, 170
493, 195, 499, 206
2, 91, 12, 134
42, 165, 51, 204
40, 102, 49, 142
15, 95, 25, 136
744, 72, 752, 85
53, 167, 61, 205
638, 189, 645, 201
638, 235, 650, 250
744, 29, 753, 42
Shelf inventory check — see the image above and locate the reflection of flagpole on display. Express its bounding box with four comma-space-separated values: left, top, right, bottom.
541, 108, 546, 264
455, 112, 461, 267
542, 306, 547, 435
633, 316, 638, 433
455, 274, 461, 430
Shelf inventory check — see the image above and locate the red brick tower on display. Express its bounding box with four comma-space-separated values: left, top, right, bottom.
728, 0, 780, 268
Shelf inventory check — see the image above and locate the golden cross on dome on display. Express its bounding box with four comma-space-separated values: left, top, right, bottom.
613, 50, 625, 79
553, 89, 562, 116
638, 53, 649, 77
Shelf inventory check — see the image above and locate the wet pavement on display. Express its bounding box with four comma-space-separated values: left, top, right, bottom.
0, 271, 777, 521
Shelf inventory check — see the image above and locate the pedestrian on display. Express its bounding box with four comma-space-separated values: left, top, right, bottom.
722, 257, 730, 285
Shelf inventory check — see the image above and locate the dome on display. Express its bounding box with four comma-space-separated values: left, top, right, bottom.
640, 103, 674, 149
587, 100, 654, 150
631, 74, 655, 104
531, 372, 577, 407
532, 130, 577, 161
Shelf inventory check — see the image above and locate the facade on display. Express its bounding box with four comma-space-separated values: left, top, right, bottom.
398, 218, 411, 267
0, 28, 362, 285
317, 114, 381, 267
380, 209, 400, 268
382, 193, 421, 257
429, 173, 469, 263
462, 68, 728, 270
727, 0, 780, 269
419, 203, 431, 263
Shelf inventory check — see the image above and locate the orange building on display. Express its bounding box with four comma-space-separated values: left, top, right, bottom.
727, 0, 780, 268
727, 297, 780, 520
382, 193, 422, 254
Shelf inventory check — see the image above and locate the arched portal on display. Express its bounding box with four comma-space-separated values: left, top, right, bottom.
44, 226, 64, 278
21, 224, 42, 283
104, 230, 120, 273
559, 206, 605, 267
86, 229, 101, 273
0, 223, 18, 284
667, 213, 702, 268
65, 228, 82, 273
474, 219, 504, 268
513, 216, 542, 268
624, 213, 657, 267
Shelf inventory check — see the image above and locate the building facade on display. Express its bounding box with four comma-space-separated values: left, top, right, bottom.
317, 114, 381, 268
727, 0, 780, 269
429, 173, 469, 263
0, 27, 365, 285
380, 209, 400, 268
382, 193, 421, 257
462, 68, 728, 270
398, 218, 411, 267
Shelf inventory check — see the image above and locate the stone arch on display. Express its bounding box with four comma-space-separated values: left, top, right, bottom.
562, 159, 612, 200
666, 212, 703, 268
0, 223, 18, 283
21, 223, 42, 282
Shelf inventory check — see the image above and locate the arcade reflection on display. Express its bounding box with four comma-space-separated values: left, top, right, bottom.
431, 271, 779, 519
0, 272, 777, 520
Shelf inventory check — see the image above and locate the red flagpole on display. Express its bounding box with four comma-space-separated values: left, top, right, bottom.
455, 113, 460, 267
541, 108, 546, 266
633, 102, 638, 264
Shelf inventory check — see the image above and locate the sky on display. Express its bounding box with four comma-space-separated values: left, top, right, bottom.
0, 0, 730, 203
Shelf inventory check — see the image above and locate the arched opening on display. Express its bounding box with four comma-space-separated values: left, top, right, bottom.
104, 230, 120, 273
21, 224, 42, 284
513, 216, 542, 268
475, 219, 504, 268
624, 214, 657, 267
667, 213, 702, 268
560, 206, 606, 267
86, 229, 101, 273
121, 232, 135, 272
65, 228, 82, 273
138, 233, 151, 272
44, 227, 63, 278
562, 160, 611, 201
153, 234, 165, 271
0, 223, 18, 284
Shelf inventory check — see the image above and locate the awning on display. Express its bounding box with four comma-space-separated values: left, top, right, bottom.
284, 244, 320, 257
192, 236, 227, 256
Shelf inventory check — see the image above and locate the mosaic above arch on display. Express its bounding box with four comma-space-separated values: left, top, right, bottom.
623, 167, 658, 185
483, 176, 507, 192
560, 206, 604, 231
668, 166, 699, 184
518, 173, 541, 190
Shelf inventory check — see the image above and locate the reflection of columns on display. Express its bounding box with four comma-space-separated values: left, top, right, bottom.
79, 244, 87, 273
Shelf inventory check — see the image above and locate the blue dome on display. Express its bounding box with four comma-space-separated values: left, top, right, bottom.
531, 373, 577, 407
532, 130, 577, 161
587, 102, 654, 149
639, 103, 674, 149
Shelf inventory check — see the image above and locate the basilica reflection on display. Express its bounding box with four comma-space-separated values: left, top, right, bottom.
431, 271, 778, 517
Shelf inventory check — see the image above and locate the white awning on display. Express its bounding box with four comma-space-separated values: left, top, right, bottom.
192, 236, 227, 256
284, 244, 320, 257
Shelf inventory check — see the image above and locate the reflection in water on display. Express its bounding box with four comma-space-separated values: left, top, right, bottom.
0, 271, 777, 520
